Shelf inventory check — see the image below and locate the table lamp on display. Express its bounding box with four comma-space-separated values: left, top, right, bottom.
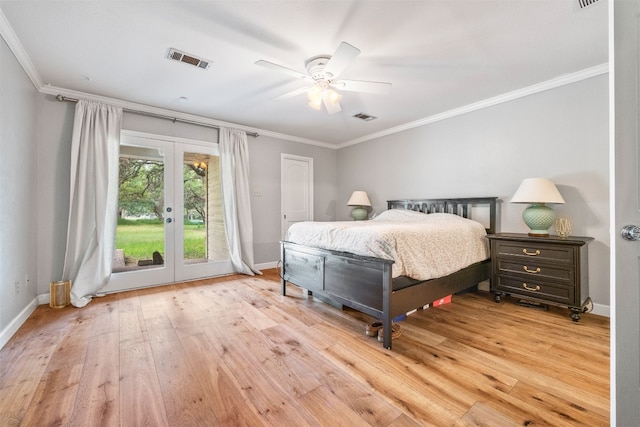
510, 178, 565, 236
347, 191, 371, 220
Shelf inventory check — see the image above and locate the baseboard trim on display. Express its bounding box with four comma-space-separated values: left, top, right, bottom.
592, 302, 609, 318
38, 293, 50, 306
255, 261, 278, 271
0, 298, 38, 350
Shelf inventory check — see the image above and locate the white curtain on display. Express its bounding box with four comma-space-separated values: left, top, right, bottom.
219, 127, 261, 276
62, 100, 122, 307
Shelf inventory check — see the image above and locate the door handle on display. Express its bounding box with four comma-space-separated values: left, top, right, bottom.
621, 225, 640, 241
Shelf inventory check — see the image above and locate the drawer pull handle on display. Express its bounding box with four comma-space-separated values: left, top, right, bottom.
522, 249, 541, 256
522, 283, 541, 292
523, 266, 541, 273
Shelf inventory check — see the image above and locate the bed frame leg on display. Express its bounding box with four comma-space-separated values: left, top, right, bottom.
382, 317, 392, 349
280, 243, 287, 296
382, 264, 393, 349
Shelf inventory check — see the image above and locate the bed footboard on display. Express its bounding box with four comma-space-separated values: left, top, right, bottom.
281, 240, 491, 349
281, 242, 397, 346
281, 242, 393, 313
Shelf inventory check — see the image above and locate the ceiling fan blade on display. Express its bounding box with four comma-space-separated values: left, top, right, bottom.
274, 87, 309, 100
322, 91, 342, 115
323, 42, 360, 80
255, 60, 312, 81
333, 79, 392, 94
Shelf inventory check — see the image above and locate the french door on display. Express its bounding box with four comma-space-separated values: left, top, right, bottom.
104, 132, 232, 293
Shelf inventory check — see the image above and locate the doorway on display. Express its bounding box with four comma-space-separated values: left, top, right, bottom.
281, 154, 313, 240
104, 132, 233, 293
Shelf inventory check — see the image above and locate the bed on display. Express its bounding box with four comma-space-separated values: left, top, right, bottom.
280, 197, 497, 349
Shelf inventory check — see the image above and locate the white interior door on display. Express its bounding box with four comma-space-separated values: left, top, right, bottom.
612, 0, 640, 424
104, 133, 232, 293
281, 154, 313, 240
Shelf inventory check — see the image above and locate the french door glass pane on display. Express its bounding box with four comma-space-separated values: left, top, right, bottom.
113, 144, 166, 273
182, 152, 229, 266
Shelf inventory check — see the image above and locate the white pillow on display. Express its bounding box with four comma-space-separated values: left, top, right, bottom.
370, 209, 429, 222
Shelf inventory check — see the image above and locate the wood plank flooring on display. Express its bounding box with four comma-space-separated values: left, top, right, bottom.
0, 269, 609, 426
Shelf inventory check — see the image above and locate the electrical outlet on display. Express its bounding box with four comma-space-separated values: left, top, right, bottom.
14, 281, 20, 295
252, 190, 262, 197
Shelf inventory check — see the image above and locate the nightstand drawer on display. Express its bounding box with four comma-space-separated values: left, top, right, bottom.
494, 241, 574, 264
494, 276, 574, 305
496, 259, 573, 283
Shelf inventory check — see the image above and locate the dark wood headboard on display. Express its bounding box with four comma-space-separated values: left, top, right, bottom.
387, 197, 498, 235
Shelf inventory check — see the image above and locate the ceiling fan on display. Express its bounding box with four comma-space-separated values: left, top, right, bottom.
255, 42, 391, 114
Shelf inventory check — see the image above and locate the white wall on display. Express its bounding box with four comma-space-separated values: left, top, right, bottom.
337, 74, 609, 307
0, 36, 39, 346
250, 135, 337, 264
35, 96, 73, 298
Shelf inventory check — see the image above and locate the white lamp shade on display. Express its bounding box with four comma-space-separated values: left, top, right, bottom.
510, 178, 565, 204
347, 191, 371, 207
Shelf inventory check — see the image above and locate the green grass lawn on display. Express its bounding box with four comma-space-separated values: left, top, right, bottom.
115, 220, 206, 261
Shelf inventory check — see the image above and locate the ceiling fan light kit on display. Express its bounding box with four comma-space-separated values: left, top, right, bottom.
256, 41, 391, 115
307, 82, 342, 113
308, 83, 323, 100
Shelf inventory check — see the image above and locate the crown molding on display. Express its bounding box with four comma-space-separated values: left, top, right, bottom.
338, 63, 609, 149
0, 8, 42, 90
47, 61, 607, 151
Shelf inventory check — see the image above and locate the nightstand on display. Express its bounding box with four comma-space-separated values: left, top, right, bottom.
486, 233, 594, 322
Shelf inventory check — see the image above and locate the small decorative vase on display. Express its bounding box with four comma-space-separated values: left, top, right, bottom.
555, 218, 572, 238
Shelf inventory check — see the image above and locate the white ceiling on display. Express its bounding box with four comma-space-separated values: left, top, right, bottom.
0, 0, 608, 147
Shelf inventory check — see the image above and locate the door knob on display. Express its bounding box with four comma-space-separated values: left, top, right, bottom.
621, 225, 640, 241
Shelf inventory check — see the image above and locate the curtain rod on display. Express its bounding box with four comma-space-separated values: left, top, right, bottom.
56, 94, 259, 138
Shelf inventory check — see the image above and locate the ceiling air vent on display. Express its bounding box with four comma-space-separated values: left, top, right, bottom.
353, 113, 377, 121
578, 0, 599, 8
167, 48, 211, 70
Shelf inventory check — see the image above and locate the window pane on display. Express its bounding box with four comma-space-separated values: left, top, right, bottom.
113, 145, 165, 273
183, 152, 229, 266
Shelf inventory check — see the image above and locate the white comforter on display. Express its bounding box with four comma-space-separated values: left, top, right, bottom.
285, 209, 489, 280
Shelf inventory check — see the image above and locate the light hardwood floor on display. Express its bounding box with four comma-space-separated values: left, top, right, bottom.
0, 269, 609, 426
